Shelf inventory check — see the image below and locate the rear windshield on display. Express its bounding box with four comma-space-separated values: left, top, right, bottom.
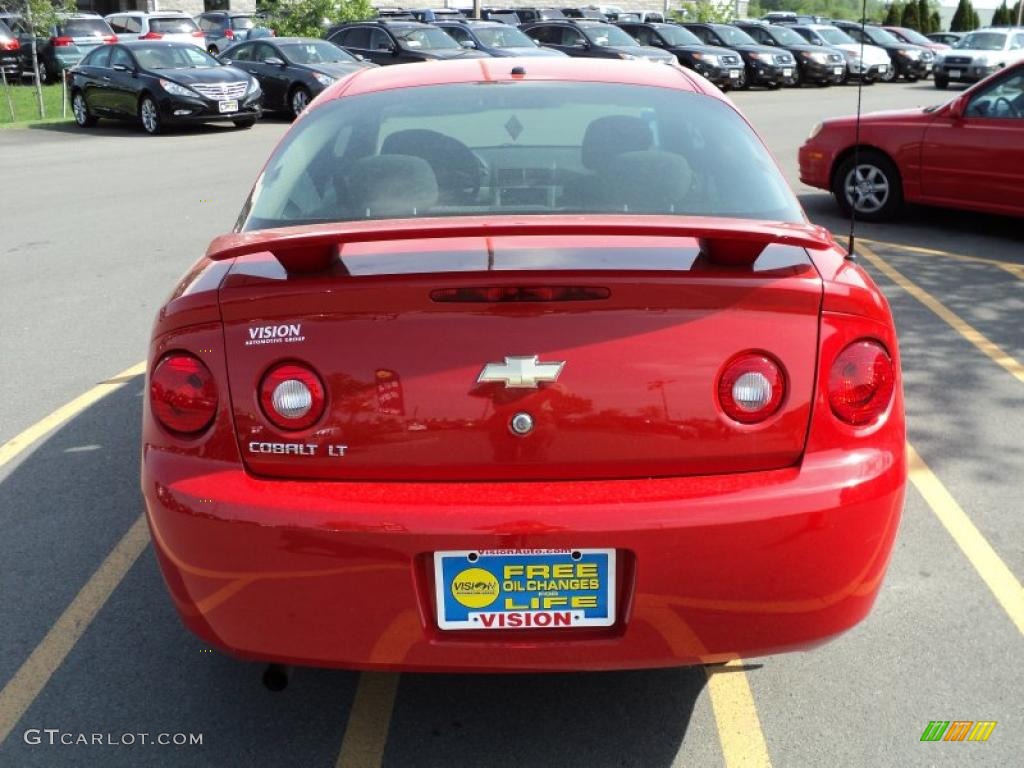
230, 15, 255, 30
240, 82, 802, 231
60, 19, 112, 37
150, 17, 199, 34
0, 20, 12, 38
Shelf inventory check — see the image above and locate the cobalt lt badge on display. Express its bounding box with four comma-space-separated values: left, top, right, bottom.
477, 356, 565, 389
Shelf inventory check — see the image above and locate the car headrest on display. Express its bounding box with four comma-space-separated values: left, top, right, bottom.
342, 155, 439, 218
581, 115, 653, 171
599, 151, 694, 213
380, 129, 480, 204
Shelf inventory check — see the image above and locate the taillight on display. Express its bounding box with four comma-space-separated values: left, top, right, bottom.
224, 29, 235, 39
718, 352, 785, 424
139, 31, 163, 40
150, 353, 218, 435
192, 30, 205, 38
828, 340, 894, 426
103, 34, 118, 43
51, 36, 74, 47
1, 39, 19, 51
259, 363, 326, 431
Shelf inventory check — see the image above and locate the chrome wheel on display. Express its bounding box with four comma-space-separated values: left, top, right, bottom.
880, 64, 897, 82
290, 87, 310, 118
72, 92, 94, 126
140, 98, 159, 134
843, 163, 891, 214
37, 59, 49, 84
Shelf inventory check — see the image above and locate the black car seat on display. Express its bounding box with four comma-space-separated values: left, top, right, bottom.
338, 154, 438, 218
380, 129, 482, 205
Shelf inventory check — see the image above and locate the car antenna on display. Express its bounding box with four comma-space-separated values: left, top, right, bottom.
846, 0, 869, 262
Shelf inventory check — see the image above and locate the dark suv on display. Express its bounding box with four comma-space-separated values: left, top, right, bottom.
520, 19, 675, 63
511, 8, 567, 24
733, 20, 845, 86
436, 20, 566, 57
831, 20, 933, 81
616, 21, 744, 89
682, 22, 796, 89
328, 20, 488, 65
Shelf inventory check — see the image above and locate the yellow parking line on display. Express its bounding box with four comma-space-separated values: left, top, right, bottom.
907, 444, 1024, 636
0, 362, 150, 745
858, 243, 1024, 385
0, 514, 150, 744
861, 238, 1024, 280
335, 673, 400, 768
0, 361, 147, 470
705, 661, 772, 768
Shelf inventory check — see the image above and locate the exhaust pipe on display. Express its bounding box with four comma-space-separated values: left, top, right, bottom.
262, 663, 291, 692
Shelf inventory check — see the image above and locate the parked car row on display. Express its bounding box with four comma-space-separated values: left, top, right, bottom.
0, 9, 272, 82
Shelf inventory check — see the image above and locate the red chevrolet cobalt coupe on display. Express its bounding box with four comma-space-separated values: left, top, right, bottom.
143, 58, 906, 674
800, 60, 1024, 221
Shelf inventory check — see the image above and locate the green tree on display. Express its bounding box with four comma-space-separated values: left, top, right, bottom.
901, 1, 921, 28
970, 7, 981, 28
262, 0, 373, 39
917, 0, 931, 32
884, 2, 902, 25
950, 0, 970, 30
929, 10, 941, 30
17, 0, 76, 118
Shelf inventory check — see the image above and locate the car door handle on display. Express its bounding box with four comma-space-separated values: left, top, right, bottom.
247, 69, 257, 74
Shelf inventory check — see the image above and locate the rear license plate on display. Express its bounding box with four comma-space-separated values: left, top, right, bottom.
434, 549, 616, 630
729, 69, 740, 78
833, 66, 844, 75
218, 99, 238, 113
949, 69, 961, 79
783, 68, 793, 76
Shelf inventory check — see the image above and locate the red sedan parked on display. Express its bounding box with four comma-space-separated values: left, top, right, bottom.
143, 57, 905, 676
800, 60, 1024, 221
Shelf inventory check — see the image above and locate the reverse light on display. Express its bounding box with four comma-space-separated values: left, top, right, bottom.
150, 353, 218, 435
718, 353, 785, 424
828, 340, 894, 426
259, 362, 326, 431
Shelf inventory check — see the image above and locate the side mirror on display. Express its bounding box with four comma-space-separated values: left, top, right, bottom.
263, 56, 285, 66
354, 53, 364, 61
573, 40, 589, 49
459, 40, 476, 49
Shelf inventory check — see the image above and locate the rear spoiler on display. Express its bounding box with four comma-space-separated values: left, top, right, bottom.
206, 215, 836, 274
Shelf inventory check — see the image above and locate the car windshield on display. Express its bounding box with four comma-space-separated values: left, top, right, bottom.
714, 26, 757, 46
280, 41, 355, 63
60, 19, 112, 37
817, 27, 856, 46
863, 27, 899, 45
150, 17, 199, 34
0, 20, 12, 38
892, 27, 931, 45
656, 25, 701, 46
394, 26, 460, 49
956, 32, 1006, 51
133, 44, 221, 69
473, 25, 535, 48
241, 82, 802, 231
767, 25, 805, 46
583, 24, 639, 46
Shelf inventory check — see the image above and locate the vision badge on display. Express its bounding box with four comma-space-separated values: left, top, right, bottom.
450, 567, 499, 609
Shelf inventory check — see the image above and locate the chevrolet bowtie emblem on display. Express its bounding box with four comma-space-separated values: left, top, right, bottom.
477, 356, 565, 389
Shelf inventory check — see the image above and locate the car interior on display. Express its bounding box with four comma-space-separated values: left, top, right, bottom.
243, 83, 800, 229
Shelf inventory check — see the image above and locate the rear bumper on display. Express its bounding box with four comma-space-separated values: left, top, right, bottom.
143, 446, 905, 672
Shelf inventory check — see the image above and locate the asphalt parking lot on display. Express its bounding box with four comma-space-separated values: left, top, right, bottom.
1, 81, 1022, 768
